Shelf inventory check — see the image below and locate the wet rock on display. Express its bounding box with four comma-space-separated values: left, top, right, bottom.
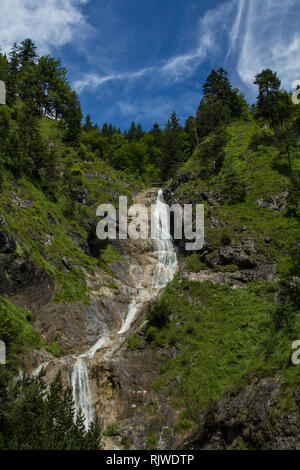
34, 297, 109, 352
21, 348, 53, 372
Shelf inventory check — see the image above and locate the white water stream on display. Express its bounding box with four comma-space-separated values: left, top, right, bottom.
46, 190, 177, 430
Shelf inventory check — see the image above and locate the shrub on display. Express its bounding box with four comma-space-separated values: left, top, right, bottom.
220, 163, 246, 204
103, 423, 119, 436
186, 254, 207, 272
148, 298, 172, 329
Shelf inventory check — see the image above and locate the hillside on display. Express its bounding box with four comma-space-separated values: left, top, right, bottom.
0, 42, 299, 450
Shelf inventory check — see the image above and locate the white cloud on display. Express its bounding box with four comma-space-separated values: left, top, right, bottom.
0, 0, 90, 54
233, 0, 300, 93
226, 0, 245, 60
74, 67, 153, 93
74, 0, 235, 93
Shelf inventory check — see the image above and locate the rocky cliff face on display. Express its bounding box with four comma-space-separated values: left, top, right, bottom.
183, 376, 300, 450
2, 119, 299, 450
17, 188, 180, 449
8, 181, 299, 451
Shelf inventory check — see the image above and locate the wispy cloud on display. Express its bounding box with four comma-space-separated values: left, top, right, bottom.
0, 0, 91, 54
74, 0, 235, 93
232, 0, 300, 93
74, 67, 153, 93
226, 0, 245, 60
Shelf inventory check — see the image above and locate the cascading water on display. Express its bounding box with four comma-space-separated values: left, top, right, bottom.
117, 189, 177, 334
63, 189, 176, 430
71, 357, 94, 430
152, 189, 177, 289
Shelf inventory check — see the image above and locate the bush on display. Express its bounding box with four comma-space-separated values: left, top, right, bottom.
126, 334, 142, 349
186, 254, 207, 272
145, 326, 158, 343
220, 163, 246, 204
103, 423, 119, 437
249, 132, 274, 151
147, 298, 172, 329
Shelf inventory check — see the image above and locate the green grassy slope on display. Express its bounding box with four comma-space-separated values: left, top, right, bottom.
128, 118, 300, 438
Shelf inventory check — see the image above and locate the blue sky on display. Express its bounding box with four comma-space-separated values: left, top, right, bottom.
1, 0, 300, 130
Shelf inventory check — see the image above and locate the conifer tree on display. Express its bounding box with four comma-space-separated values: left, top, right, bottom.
17, 39, 38, 67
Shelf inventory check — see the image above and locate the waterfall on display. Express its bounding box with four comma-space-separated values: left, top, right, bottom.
71, 357, 94, 430
117, 189, 177, 334
70, 189, 177, 429
152, 189, 177, 288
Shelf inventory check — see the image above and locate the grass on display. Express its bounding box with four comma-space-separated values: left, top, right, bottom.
185, 253, 207, 272
0, 297, 66, 368
103, 423, 119, 437
172, 118, 299, 269
0, 297, 43, 368
144, 276, 300, 424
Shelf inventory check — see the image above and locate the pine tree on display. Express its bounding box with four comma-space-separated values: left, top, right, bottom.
83, 416, 102, 450
127, 121, 137, 141
7, 44, 19, 106
83, 114, 94, 131
0, 48, 9, 83
63, 90, 82, 146
221, 162, 246, 203
17, 39, 38, 67
254, 68, 287, 130
202, 68, 245, 119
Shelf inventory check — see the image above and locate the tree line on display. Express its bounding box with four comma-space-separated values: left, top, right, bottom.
1, 39, 299, 189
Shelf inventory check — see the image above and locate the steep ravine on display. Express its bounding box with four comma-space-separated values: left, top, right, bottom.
31, 188, 178, 447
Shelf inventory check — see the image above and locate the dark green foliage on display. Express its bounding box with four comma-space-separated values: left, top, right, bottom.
0, 298, 43, 370
83, 114, 94, 132
0, 38, 83, 183
272, 247, 300, 330
17, 39, 38, 67
7, 44, 19, 106
275, 124, 299, 172
196, 126, 229, 178
221, 162, 246, 204
249, 130, 275, 151
160, 111, 191, 180
196, 68, 246, 139
286, 175, 300, 216
0, 370, 101, 450
63, 90, 82, 146
147, 297, 172, 329
254, 69, 293, 132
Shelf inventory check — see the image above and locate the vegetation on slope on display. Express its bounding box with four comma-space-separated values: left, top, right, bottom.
0, 39, 299, 449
